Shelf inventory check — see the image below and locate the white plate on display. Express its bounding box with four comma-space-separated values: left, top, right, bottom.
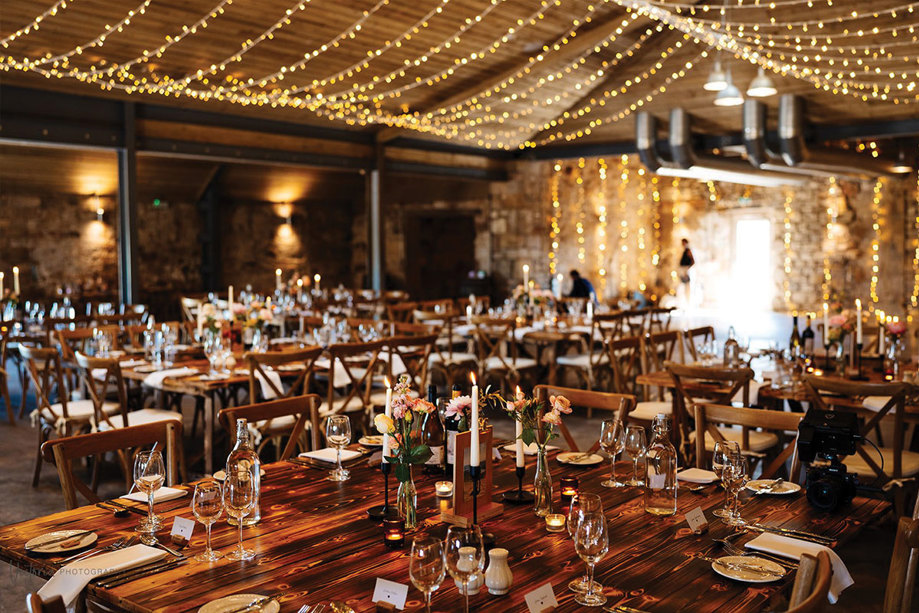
711, 555, 785, 583
556, 452, 604, 466
213, 469, 266, 482
25, 530, 98, 553
133, 365, 159, 374
502, 443, 559, 456
198, 594, 280, 613
359, 435, 384, 447
745, 480, 802, 495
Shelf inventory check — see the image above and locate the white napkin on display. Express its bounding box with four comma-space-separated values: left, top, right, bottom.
501, 442, 558, 456
299, 448, 362, 463
379, 351, 408, 376
90, 368, 107, 381
732, 380, 764, 405
119, 358, 146, 368
142, 367, 198, 389
122, 487, 187, 504
256, 368, 284, 400
862, 396, 892, 412
745, 532, 853, 603
676, 468, 718, 484
38, 544, 168, 609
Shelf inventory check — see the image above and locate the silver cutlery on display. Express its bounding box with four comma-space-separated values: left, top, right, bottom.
701, 556, 785, 579
97, 500, 146, 517
714, 537, 799, 570
60, 535, 135, 564
225, 594, 281, 613
30, 530, 94, 549
96, 558, 188, 588
603, 606, 653, 613
152, 540, 183, 557
747, 524, 835, 545
754, 478, 785, 495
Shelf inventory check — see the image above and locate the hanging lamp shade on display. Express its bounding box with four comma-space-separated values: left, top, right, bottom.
704, 58, 728, 92
714, 71, 743, 106
746, 67, 777, 97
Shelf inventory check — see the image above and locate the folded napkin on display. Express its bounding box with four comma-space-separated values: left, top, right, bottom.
502, 442, 559, 456
745, 532, 853, 603
90, 368, 107, 381
676, 468, 718, 484
142, 367, 198, 390
122, 487, 187, 504
862, 396, 892, 412
299, 448, 362, 463
38, 544, 168, 609
256, 368, 284, 400
118, 358, 146, 368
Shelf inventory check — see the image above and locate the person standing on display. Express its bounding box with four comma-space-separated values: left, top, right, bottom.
678, 238, 694, 307
567, 270, 596, 300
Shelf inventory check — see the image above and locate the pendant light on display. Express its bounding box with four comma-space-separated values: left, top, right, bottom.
704, 57, 727, 91
892, 146, 913, 174
746, 67, 777, 97
714, 71, 743, 106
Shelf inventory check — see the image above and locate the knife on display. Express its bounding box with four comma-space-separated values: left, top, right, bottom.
96, 559, 187, 588
747, 524, 835, 545
225, 595, 280, 613
713, 558, 784, 579
754, 478, 785, 495
27, 530, 94, 549
99, 500, 147, 516
153, 541, 183, 557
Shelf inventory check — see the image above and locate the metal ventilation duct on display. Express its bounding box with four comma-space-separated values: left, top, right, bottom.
743, 100, 839, 178
778, 94, 896, 177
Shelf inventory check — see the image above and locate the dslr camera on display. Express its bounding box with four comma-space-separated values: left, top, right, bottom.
796, 408, 860, 512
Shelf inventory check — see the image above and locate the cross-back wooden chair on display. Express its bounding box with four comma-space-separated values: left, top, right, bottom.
786, 551, 833, 613
415, 310, 476, 387
323, 339, 386, 434
387, 301, 419, 323
608, 336, 645, 398
555, 312, 624, 391
40, 420, 182, 510
417, 298, 454, 313
180, 296, 201, 323
883, 496, 919, 613
383, 333, 437, 390
246, 346, 323, 402
20, 345, 121, 487
694, 403, 803, 481
647, 306, 675, 335
1, 330, 48, 420
120, 324, 149, 351
392, 321, 433, 336
219, 394, 323, 460
26, 593, 66, 613
457, 295, 491, 313
622, 307, 650, 336
469, 315, 538, 392
802, 375, 913, 484
534, 385, 635, 452
646, 330, 685, 370
685, 326, 716, 362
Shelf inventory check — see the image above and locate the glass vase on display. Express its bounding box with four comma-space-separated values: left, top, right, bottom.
397, 466, 418, 530
885, 337, 906, 379
533, 447, 553, 517
833, 341, 846, 376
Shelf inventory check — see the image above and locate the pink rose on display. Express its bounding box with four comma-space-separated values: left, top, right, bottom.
542, 410, 562, 425
887, 321, 907, 336
550, 395, 572, 414
828, 314, 848, 327
412, 398, 436, 414
446, 395, 472, 418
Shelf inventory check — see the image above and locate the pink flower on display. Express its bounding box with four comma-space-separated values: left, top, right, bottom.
887, 321, 907, 336
828, 314, 848, 327
391, 397, 410, 420
412, 398, 436, 414
231, 303, 246, 315
446, 395, 472, 418
550, 395, 572, 414
542, 410, 562, 425
259, 308, 273, 322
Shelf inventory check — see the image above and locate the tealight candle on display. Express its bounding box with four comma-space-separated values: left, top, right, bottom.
383, 519, 405, 548
560, 477, 579, 507
435, 481, 454, 497
545, 514, 566, 532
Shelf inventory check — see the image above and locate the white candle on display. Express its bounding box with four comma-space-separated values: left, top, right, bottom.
228, 285, 234, 309
855, 299, 863, 344
196, 308, 203, 338
470, 373, 479, 467
555, 273, 563, 300
515, 419, 524, 468
0, 272, 4, 298
822, 303, 829, 345
878, 310, 886, 353
314, 274, 321, 293
12, 266, 20, 295
587, 299, 594, 320
465, 305, 473, 319
275, 269, 283, 291
382, 378, 392, 458
522, 264, 529, 288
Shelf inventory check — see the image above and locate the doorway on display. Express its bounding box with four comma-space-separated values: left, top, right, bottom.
403, 212, 476, 300
730, 217, 773, 311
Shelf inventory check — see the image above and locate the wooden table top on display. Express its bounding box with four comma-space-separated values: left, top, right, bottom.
0, 452, 888, 613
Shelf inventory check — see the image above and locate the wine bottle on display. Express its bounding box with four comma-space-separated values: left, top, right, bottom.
226, 418, 261, 526
444, 384, 461, 476
789, 314, 801, 356
422, 385, 445, 474
801, 315, 815, 357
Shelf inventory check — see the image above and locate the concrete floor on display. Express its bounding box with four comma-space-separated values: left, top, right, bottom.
0, 338, 902, 612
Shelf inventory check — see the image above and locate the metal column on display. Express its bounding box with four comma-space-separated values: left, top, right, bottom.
117, 102, 139, 305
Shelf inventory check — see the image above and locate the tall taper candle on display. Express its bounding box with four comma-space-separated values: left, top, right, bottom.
275, 268, 283, 291
228, 285, 234, 309
470, 373, 480, 467
12, 266, 19, 295
855, 299, 863, 344
314, 274, 321, 293
382, 377, 393, 458
0, 272, 4, 298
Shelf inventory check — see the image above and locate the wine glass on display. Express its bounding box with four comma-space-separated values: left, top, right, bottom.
192, 478, 223, 562
722, 454, 749, 527
599, 418, 625, 488
409, 536, 445, 613
712, 440, 740, 518
567, 493, 603, 594
224, 471, 256, 561
574, 511, 609, 607
326, 415, 352, 482
444, 526, 485, 613
624, 425, 647, 486
133, 450, 165, 545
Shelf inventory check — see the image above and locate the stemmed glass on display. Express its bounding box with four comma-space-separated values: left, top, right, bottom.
444, 526, 485, 613
712, 440, 740, 518
203, 333, 221, 375
567, 493, 603, 594
409, 536, 445, 613
192, 478, 224, 562
574, 511, 609, 607
133, 450, 165, 545
722, 454, 749, 527
326, 415, 352, 482
599, 419, 625, 488
624, 425, 647, 486
224, 472, 256, 561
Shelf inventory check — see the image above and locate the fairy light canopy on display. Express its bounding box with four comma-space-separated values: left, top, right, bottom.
0, 0, 917, 150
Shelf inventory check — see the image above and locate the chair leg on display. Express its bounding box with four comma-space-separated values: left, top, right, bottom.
19, 367, 29, 419
1, 376, 13, 425
32, 423, 49, 487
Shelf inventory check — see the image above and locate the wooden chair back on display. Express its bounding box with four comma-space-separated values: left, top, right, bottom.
74, 352, 129, 429
647, 306, 674, 334
392, 321, 433, 336
384, 334, 437, 390
592, 311, 628, 342
26, 594, 66, 613
20, 345, 74, 424
608, 336, 645, 397
787, 551, 833, 613
245, 346, 323, 402
803, 375, 909, 482
457, 295, 491, 312
55, 327, 95, 364
469, 316, 518, 372
219, 395, 323, 458
180, 296, 201, 322
387, 301, 419, 323
685, 326, 716, 361
40, 421, 183, 509
646, 330, 684, 370
883, 512, 919, 613
325, 340, 385, 416
534, 385, 635, 452
694, 403, 803, 481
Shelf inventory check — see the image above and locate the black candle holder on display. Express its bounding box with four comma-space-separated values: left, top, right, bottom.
824, 343, 831, 372
468, 464, 496, 548
851, 342, 868, 380
367, 461, 400, 521
502, 466, 535, 504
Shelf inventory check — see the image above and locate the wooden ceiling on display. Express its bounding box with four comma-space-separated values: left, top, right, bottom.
1, 0, 917, 150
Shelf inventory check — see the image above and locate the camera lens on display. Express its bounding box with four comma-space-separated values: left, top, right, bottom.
806, 478, 841, 512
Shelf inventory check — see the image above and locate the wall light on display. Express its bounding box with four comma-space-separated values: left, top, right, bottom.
96, 207, 105, 221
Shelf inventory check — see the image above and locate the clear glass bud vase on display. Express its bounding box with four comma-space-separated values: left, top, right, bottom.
533, 447, 553, 517
397, 466, 417, 530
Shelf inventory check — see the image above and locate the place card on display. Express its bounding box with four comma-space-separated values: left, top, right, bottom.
170, 517, 195, 542
685, 506, 708, 534
371, 578, 408, 610
524, 582, 558, 613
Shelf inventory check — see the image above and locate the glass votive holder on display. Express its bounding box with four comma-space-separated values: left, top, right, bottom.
383, 519, 405, 548
435, 480, 454, 498
545, 513, 566, 532
560, 477, 579, 507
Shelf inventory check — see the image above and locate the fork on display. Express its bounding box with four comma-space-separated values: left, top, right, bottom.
714, 537, 798, 570
61, 535, 135, 564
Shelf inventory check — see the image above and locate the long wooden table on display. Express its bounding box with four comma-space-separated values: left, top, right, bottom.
0, 451, 888, 612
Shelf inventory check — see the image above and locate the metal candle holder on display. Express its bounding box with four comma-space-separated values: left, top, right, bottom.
502, 466, 535, 504
367, 461, 399, 521
851, 342, 868, 381
468, 464, 496, 548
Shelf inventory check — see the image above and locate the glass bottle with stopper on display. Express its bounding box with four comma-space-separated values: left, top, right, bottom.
643, 414, 677, 516
226, 418, 261, 526
723, 326, 740, 367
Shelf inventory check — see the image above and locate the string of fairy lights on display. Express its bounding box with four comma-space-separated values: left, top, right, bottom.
575, 158, 587, 264
868, 178, 885, 310
782, 190, 794, 310
596, 159, 609, 296
821, 178, 836, 303
912, 161, 919, 311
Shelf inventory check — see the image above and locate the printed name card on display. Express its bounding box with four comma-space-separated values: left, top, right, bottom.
685, 506, 708, 534
170, 517, 195, 542
524, 582, 558, 613
372, 578, 408, 610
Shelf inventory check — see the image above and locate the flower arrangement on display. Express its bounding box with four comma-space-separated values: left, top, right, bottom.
826, 310, 855, 344
511, 284, 555, 307
240, 301, 274, 330
199, 302, 223, 335
498, 387, 571, 450
374, 375, 437, 482
886, 319, 907, 340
